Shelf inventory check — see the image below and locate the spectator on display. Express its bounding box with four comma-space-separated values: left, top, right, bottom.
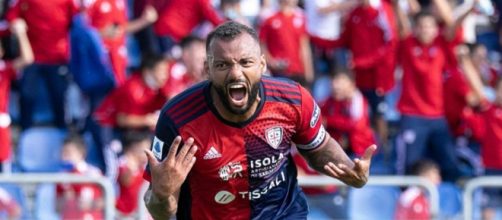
310, 0, 398, 146
116, 130, 151, 218
259, 0, 314, 87
94, 54, 169, 132
6, 0, 79, 130
56, 134, 104, 220
220, 0, 251, 26
320, 72, 375, 157
0, 18, 33, 172
163, 36, 206, 99
470, 43, 499, 89
85, 0, 158, 86
305, 0, 358, 75
395, 159, 441, 220
394, 0, 468, 181
471, 78, 502, 220
152, 0, 224, 56
0, 187, 21, 220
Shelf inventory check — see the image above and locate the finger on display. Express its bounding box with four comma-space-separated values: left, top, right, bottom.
328, 162, 346, 176
144, 149, 159, 167
362, 144, 377, 161
186, 156, 197, 171
339, 163, 358, 177
166, 136, 182, 162
182, 145, 198, 166
324, 164, 340, 179
175, 137, 195, 162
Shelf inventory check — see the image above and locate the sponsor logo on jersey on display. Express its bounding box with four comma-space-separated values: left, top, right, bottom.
249, 153, 285, 178
152, 136, 164, 160
219, 161, 243, 181
238, 171, 286, 200
203, 146, 222, 160
310, 102, 321, 128
265, 127, 283, 149
214, 190, 235, 204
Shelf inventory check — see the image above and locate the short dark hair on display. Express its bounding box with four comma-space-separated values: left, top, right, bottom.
410, 159, 439, 176
413, 11, 436, 24
179, 35, 205, 49
121, 130, 152, 152
333, 68, 355, 81
140, 53, 166, 71
63, 133, 87, 155
206, 21, 259, 53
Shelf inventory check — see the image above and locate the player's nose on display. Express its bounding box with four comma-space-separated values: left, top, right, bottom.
228, 63, 244, 79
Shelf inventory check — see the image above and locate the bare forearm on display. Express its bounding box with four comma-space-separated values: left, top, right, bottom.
301, 137, 354, 175
144, 189, 177, 220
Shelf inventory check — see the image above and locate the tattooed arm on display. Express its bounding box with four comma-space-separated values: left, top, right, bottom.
300, 134, 376, 188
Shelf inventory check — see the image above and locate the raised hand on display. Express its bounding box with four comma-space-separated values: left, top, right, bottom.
145, 136, 198, 200
323, 144, 377, 188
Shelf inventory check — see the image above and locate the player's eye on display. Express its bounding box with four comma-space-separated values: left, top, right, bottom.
214, 62, 228, 69
241, 60, 254, 67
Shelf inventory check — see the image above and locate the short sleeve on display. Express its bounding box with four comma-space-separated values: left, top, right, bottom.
293, 86, 327, 151
143, 110, 180, 181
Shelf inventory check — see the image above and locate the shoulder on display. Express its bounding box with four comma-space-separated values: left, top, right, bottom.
262, 76, 302, 105
160, 80, 210, 128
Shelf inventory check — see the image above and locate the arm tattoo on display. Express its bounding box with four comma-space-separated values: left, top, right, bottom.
144, 187, 178, 220
301, 138, 354, 175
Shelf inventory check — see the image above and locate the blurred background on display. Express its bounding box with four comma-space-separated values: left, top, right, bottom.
0, 0, 500, 219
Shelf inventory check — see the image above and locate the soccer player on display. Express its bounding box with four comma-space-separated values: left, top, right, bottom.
143, 21, 376, 219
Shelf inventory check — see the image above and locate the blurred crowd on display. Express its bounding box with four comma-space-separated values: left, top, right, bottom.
0, 0, 499, 219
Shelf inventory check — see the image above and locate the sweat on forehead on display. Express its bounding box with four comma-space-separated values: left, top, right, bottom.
206, 21, 260, 52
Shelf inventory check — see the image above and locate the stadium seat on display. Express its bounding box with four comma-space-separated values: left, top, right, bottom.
348, 186, 400, 220
16, 127, 67, 172
34, 184, 59, 220
438, 182, 463, 219
0, 183, 30, 219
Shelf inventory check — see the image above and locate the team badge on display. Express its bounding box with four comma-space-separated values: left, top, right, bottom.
265, 127, 283, 149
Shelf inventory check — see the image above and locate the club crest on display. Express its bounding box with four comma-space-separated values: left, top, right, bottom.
265, 127, 283, 149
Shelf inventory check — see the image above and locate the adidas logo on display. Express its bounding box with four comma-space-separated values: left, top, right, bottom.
203, 146, 222, 160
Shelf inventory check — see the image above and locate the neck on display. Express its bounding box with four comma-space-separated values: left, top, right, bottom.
210, 86, 261, 123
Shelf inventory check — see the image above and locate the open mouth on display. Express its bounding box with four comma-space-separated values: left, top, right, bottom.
227, 83, 248, 107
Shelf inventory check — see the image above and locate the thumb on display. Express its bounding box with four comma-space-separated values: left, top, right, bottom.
144, 149, 159, 167
362, 144, 377, 161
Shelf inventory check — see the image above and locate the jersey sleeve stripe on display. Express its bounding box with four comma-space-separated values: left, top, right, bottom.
175, 105, 210, 128
166, 89, 204, 115
164, 81, 207, 112
172, 101, 207, 125
264, 84, 302, 94
262, 78, 298, 89
169, 95, 205, 119
266, 95, 301, 105
296, 125, 327, 151
265, 91, 302, 99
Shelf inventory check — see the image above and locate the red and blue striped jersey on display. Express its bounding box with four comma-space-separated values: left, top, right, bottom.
144, 76, 326, 219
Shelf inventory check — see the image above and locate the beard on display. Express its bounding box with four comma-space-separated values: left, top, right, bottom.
214, 80, 260, 115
